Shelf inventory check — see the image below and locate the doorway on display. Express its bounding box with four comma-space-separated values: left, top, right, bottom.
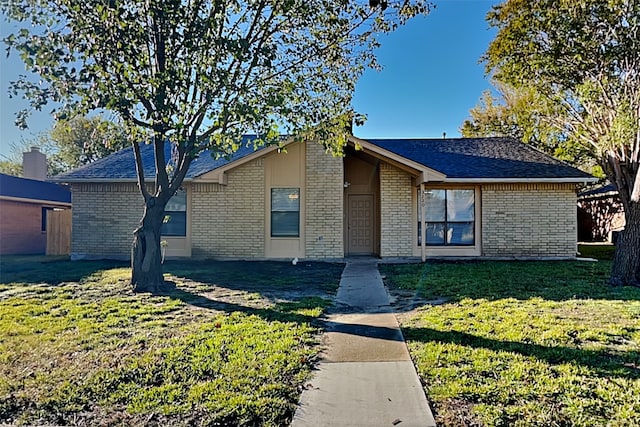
347, 194, 375, 254
344, 149, 380, 256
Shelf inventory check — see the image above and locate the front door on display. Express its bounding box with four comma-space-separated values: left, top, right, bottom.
347, 194, 375, 255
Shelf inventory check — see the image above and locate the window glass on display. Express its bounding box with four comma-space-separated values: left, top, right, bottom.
271, 188, 300, 237
165, 190, 187, 211
41, 207, 53, 232
425, 223, 446, 245
418, 188, 475, 246
447, 222, 474, 245
162, 189, 187, 237
424, 189, 446, 221
447, 189, 475, 221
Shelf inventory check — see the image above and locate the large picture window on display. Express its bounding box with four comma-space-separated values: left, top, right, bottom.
271, 188, 300, 237
162, 189, 187, 236
418, 189, 474, 246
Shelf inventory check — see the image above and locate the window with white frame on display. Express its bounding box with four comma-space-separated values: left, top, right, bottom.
271, 188, 300, 237
161, 189, 187, 237
418, 188, 475, 246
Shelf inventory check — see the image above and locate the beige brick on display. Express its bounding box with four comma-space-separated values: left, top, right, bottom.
71, 183, 142, 259
379, 162, 413, 257
481, 183, 577, 257
191, 161, 265, 258
304, 141, 344, 258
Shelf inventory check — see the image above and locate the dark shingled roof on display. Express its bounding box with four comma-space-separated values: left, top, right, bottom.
53, 135, 262, 181
579, 183, 618, 199
366, 137, 593, 180
53, 135, 593, 182
0, 173, 71, 204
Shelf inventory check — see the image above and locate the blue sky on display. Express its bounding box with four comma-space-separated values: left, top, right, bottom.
0, 0, 497, 159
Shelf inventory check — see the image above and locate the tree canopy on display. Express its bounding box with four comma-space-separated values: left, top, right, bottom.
2, 0, 432, 291
483, 0, 640, 286
0, 116, 128, 176
49, 116, 129, 171
460, 81, 601, 176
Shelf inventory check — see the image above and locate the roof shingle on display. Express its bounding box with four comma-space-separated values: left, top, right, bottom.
53, 135, 262, 181
52, 135, 593, 182
366, 137, 593, 180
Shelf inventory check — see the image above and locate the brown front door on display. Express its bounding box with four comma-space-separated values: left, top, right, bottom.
347, 194, 375, 255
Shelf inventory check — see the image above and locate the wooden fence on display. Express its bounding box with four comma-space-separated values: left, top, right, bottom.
46, 209, 72, 256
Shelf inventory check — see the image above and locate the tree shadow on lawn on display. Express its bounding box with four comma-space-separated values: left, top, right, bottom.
0, 256, 128, 285
163, 259, 344, 297
163, 283, 409, 345
383, 260, 640, 303
402, 326, 640, 381
161, 282, 322, 325
0, 257, 343, 297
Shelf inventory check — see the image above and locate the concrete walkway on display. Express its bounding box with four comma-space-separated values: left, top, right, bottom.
291, 259, 436, 427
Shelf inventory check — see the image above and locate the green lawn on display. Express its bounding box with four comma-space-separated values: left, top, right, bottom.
0, 257, 343, 426
381, 248, 640, 427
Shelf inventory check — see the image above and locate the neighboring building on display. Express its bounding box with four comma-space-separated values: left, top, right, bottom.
0, 147, 72, 255
578, 183, 625, 243
0, 173, 72, 255
53, 136, 595, 261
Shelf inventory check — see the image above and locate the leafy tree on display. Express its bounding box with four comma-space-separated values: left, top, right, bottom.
0, 136, 58, 177
484, 0, 640, 286
0, 117, 127, 176
3, 0, 431, 292
461, 81, 598, 173
0, 160, 22, 176
48, 116, 129, 172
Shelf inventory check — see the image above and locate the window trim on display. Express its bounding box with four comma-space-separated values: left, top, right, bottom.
417, 187, 477, 247
161, 189, 187, 237
41, 207, 54, 232
270, 187, 300, 238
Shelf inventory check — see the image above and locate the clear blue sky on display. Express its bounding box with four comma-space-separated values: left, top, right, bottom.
0, 0, 498, 159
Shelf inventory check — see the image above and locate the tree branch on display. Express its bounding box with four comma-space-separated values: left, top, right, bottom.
132, 140, 150, 201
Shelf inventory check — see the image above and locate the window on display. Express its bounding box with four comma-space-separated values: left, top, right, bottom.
161, 189, 187, 236
418, 189, 475, 246
41, 207, 53, 232
271, 188, 300, 237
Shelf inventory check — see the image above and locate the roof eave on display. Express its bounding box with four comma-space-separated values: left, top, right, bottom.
191, 138, 296, 183
0, 195, 72, 206
51, 177, 196, 183
578, 190, 619, 200
348, 135, 448, 182
444, 177, 599, 184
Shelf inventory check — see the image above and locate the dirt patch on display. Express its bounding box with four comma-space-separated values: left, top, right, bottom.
434, 398, 484, 427
163, 259, 345, 311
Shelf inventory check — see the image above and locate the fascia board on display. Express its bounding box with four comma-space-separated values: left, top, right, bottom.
445, 177, 599, 184
0, 195, 72, 206
348, 135, 447, 182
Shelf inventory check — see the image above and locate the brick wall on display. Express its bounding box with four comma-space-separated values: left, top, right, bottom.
304, 141, 344, 258
380, 162, 413, 257
71, 183, 143, 259
0, 200, 47, 255
191, 160, 265, 258
482, 183, 578, 257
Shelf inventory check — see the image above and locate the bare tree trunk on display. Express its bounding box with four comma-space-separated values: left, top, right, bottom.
610, 199, 640, 287
131, 198, 168, 293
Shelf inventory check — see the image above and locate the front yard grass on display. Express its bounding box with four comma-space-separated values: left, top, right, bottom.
0, 257, 343, 426
381, 253, 640, 427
